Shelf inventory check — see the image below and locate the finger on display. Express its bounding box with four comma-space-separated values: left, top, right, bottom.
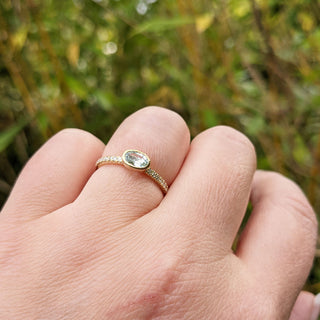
74, 107, 190, 227
289, 291, 320, 320
236, 171, 317, 299
2, 129, 104, 221
158, 126, 256, 251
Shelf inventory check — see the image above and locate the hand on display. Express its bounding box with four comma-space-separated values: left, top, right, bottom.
0, 107, 318, 319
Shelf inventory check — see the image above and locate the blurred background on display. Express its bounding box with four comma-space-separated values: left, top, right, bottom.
0, 0, 320, 294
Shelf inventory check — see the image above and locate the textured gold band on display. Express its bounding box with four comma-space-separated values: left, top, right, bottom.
95, 151, 168, 194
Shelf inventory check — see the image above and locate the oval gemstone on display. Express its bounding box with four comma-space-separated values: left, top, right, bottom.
123, 150, 150, 169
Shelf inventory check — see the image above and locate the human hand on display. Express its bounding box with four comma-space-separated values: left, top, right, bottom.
0, 107, 318, 319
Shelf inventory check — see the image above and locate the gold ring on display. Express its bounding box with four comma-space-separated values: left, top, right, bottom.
95, 150, 168, 194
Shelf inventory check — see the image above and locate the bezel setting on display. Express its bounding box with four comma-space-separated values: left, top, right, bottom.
122, 150, 150, 171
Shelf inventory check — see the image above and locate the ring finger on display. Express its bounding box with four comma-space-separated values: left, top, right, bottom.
70, 107, 190, 230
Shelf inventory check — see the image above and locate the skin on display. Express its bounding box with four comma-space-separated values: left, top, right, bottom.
0, 107, 318, 320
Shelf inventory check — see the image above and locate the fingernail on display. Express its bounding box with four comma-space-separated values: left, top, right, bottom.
311, 293, 320, 320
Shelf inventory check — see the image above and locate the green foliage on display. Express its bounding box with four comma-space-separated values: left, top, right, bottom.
131, 16, 194, 36
0, 117, 29, 153
0, 0, 320, 292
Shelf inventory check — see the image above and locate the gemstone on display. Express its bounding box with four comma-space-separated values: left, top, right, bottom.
123, 150, 150, 170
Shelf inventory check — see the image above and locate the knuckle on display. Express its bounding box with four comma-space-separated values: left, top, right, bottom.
135, 106, 189, 135
213, 125, 256, 156
264, 172, 317, 230
264, 172, 318, 253
196, 125, 257, 169
140, 106, 183, 121
194, 126, 257, 180
54, 128, 96, 145
284, 193, 317, 229
282, 193, 318, 252
52, 128, 103, 153
119, 107, 190, 157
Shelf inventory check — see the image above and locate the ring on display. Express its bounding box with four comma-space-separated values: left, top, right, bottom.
95, 150, 168, 194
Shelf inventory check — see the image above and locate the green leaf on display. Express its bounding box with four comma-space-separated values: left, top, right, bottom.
195, 13, 214, 33
202, 109, 219, 128
36, 111, 50, 134
130, 16, 194, 37
293, 135, 311, 164
245, 116, 266, 136
65, 76, 88, 99
12, 26, 29, 51
0, 118, 29, 153
93, 90, 112, 111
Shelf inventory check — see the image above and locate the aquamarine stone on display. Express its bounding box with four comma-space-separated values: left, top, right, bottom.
123, 150, 150, 169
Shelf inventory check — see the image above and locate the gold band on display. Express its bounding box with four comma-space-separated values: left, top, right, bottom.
95, 150, 168, 194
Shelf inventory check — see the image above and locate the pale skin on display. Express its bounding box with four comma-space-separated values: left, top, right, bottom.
0, 107, 318, 319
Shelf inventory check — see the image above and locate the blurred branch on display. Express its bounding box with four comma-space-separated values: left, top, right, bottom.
249, 0, 294, 100
0, 44, 37, 116
0, 179, 11, 195
0, 13, 37, 116
249, 0, 273, 55
176, 0, 202, 132
26, 0, 83, 128
249, 0, 298, 174
310, 0, 320, 24
176, 0, 235, 132
14, 132, 29, 165
308, 133, 320, 207
0, 154, 17, 185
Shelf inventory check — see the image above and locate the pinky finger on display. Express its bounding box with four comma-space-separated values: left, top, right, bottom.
289, 291, 320, 320
236, 171, 318, 311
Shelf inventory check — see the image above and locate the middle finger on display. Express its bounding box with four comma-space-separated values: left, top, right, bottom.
160, 126, 256, 251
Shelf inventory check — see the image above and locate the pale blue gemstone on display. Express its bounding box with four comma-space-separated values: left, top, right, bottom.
123, 150, 150, 169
